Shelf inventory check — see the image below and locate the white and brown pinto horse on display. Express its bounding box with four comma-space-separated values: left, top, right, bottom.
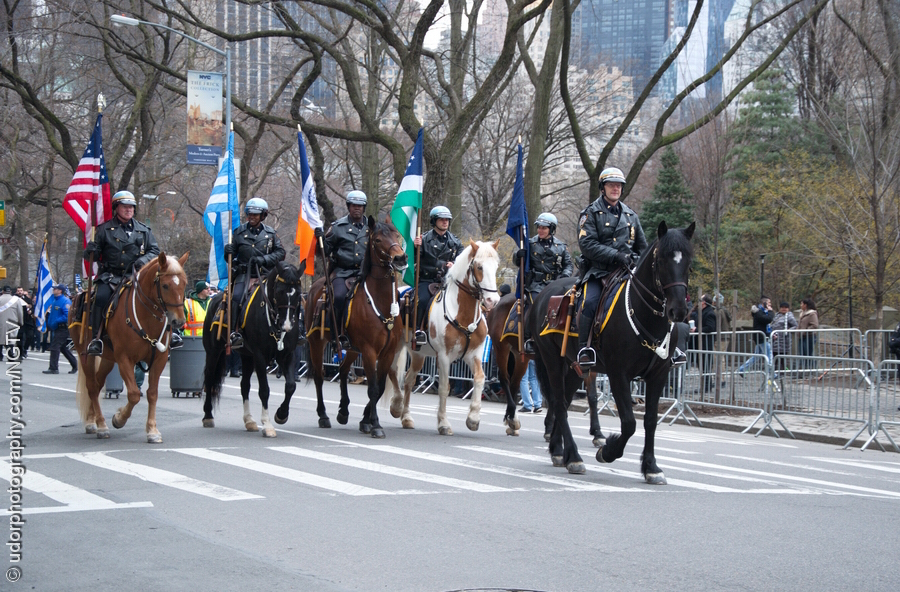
391, 240, 501, 434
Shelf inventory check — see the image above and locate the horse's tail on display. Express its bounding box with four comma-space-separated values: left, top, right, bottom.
202, 296, 229, 408
75, 356, 97, 424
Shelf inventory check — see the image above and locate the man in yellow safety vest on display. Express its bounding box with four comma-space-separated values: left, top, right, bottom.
183, 281, 211, 336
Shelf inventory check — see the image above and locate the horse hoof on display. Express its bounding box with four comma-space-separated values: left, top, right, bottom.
465, 418, 480, 431
551, 455, 565, 467
567, 462, 586, 475
401, 418, 415, 429
596, 448, 609, 464
202, 419, 215, 428
84, 424, 97, 435
245, 421, 259, 432
438, 426, 453, 436
544, 432, 552, 443
337, 412, 349, 425
318, 417, 332, 429
504, 418, 521, 432
274, 410, 288, 425
359, 422, 372, 434
644, 472, 667, 485
505, 427, 519, 436
111, 414, 124, 429
262, 427, 277, 438
97, 429, 110, 439
592, 436, 606, 448
389, 403, 402, 419
147, 433, 163, 444
370, 428, 385, 439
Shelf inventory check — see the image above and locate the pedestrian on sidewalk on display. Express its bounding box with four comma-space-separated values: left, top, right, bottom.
43, 284, 78, 374
772, 301, 798, 373
797, 298, 819, 369
518, 360, 543, 413
738, 296, 774, 376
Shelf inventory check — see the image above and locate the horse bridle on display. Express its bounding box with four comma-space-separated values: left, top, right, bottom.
261, 274, 302, 350
441, 257, 497, 355
125, 262, 185, 352
455, 259, 498, 301
372, 237, 408, 277
361, 233, 406, 334
623, 245, 688, 356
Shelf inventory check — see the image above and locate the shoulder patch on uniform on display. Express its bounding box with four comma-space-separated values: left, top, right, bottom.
579, 214, 587, 228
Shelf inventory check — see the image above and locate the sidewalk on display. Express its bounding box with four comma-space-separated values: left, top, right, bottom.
567, 398, 900, 451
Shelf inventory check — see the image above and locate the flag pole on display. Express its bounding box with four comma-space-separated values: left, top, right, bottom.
516, 137, 525, 362
80, 96, 104, 345
410, 216, 422, 350
220, 125, 234, 351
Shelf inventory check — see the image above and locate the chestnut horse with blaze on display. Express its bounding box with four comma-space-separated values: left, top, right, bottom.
70, 252, 189, 443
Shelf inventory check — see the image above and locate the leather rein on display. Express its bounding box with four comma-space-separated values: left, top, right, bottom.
441, 258, 498, 354
623, 245, 688, 355
124, 262, 186, 353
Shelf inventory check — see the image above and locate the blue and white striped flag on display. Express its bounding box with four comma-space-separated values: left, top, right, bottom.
34, 241, 54, 333
204, 131, 239, 289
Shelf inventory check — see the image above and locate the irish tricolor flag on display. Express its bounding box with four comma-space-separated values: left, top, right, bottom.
389, 128, 424, 286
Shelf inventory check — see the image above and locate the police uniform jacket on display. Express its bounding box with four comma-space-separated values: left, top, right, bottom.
231, 222, 285, 277
578, 197, 647, 281
91, 217, 160, 283
46, 293, 72, 331
323, 215, 369, 278
418, 229, 462, 283
523, 235, 574, 294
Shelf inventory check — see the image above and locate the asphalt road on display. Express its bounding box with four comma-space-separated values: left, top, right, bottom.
3, 351, 899, 591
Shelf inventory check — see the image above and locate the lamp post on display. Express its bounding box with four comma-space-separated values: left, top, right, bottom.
759, 254, 765, 299
110, 14, 231, 144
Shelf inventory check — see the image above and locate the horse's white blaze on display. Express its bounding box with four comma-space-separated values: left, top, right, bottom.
172, 276, 180, 285
673, 251, 683, 264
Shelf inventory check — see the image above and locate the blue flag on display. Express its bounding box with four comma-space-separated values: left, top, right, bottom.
204, 131, 240, 289
34, 241, 54, 333
505, 143, 528, 297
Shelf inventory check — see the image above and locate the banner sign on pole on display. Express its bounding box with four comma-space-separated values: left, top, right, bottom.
187, 70, 224, 165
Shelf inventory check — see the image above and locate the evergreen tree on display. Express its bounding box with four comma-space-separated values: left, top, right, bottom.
641, 146, 694, 241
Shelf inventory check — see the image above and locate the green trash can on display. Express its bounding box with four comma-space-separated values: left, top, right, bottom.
169, 335, 205, 397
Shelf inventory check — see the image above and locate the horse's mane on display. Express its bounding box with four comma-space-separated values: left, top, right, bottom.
446, 240, 499, 284
266, 261, 300, 285
360, 219, 397, 280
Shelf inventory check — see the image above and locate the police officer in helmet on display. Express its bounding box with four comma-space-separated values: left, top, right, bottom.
223, 197, 286, 348
84, 190, 162, 356
514, 212, 573, 355
412, 205, 462, 345
319, 190, 369, 348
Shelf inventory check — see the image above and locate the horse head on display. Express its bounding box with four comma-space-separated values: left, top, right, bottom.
269, 261, 304, 333
640, 221, 695, 324
146, 251, 189, 329
449, 239, 502, 311
363, 215, 408, 276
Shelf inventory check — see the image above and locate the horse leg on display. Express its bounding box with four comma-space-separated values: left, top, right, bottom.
274, 350, 297, 425
465, 350, 485, 432
111, 359, 142, 432
394, 350, 423, 429
585, 373, 606, 447
78, 354, 108, 437
597, 373, 637, 466
543, 405, 554, 443
307, 337, 331, 428
357, 349, 383, 438
639, 374, 668, 485
241, 355, 258, 431
337, 352, 357, 426
498, 343, 522, 436
202, 334, 228, 428
144, 360, 164, 444
436, 355, 453, 436
534, 353, 584, 474
254, 357, 276, 438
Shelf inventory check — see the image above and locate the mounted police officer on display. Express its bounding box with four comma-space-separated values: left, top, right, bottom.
84, 190, 162, 356
412, 205, 462, 345
223, 197, 286, 349
514, 212, 574, 355
575, 167, 648, 369
320, 190, 369, 348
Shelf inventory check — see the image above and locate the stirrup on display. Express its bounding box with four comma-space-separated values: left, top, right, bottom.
577, 346, 596, 368
87, 338, 103, 356
229, 332, 244, 349
671, 348, 687, 367
169, 332, 184, 349
414, 330, 427, 346
523, 339, 536, 355
338, 334, 351, 350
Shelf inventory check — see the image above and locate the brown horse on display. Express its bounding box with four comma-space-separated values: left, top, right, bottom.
70, 252, 189, 443
304, 216, 408, 438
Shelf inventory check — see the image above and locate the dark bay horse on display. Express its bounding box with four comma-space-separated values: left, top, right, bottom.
70, 252, 189, 443
201, 261, 304, 437
531, 221, 694, 482
304, 216, 408, 438
486, 287, 607, 445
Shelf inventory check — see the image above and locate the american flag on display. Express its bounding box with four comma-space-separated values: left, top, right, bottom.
62, 113, 111, 277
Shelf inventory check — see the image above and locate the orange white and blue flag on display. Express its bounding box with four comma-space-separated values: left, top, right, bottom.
294, 130, 323, 276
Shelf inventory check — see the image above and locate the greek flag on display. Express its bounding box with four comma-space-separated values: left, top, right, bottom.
34, 241, 54, 333
204, 131, 239, 289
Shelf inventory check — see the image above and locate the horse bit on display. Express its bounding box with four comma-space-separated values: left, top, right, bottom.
623, 246, 688, 360
128, 265, 185, 352
363, 239, 407, 332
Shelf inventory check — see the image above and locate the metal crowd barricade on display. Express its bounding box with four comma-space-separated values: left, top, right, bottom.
867, 358, 900, 451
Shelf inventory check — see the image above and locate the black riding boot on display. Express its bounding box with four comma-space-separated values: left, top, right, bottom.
671, 322, 688, 367
170, 328, 184, 349
86, 301, 104, 356
576, 313, 595, 368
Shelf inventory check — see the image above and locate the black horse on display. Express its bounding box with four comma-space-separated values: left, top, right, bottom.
201, 261, 304, 437
531, 221, 694, 482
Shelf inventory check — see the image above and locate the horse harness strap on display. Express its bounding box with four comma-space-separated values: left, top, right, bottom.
362, 276, 398, 333
124, 267, 175, 354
